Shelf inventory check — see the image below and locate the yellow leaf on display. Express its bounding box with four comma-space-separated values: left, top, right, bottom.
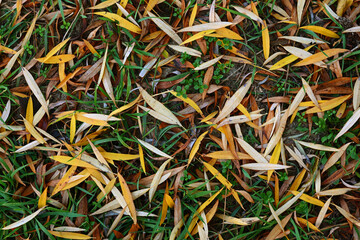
36, 54, 75, 64
281, 168, 306, 205
181, 30, 215, 45
262, 22, 270, 59
205, 151, 252, 160
61, 171, 90, 191
138, 144, 146, 173
170, 91, 203, 115
203, 161, 232, 189
110, 95, 141, 116
146, 0, 159, 13
236, 103, 251, 120
215, 28, 243, 40
297, 217, 321, 232
51, 156, 98, 169
83, 39, 99, 56
290, 191, 325, 207
38, 187, 47, 208
293, 48, 348, 67
306, 94, 351, 114
94, 12, 141, 34
336, 102, 346, 118
200, 111, 218, 123
189, 3, 197, 27
267, 142, 281, 182
164, 194, 174, 208
300, 25, 340, 38
0, 45, 17, 54
188, 131, 208, 165
89, 0, 119, 9
118, 173, 137, 223
23, 118, 46, 144
26, 97, 34, 143
70, 114, 76, 144
270, 45, 314, 70
40, 38, 70, 63
186, 188, 223, 238
48, 231, 91, 240
52, 165, 77, 196
97, 177, 116, 201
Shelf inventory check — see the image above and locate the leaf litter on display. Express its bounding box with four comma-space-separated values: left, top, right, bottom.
0, 0, 359, 239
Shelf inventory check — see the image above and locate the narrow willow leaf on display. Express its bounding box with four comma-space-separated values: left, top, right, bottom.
215, 214, 260, 225
38, 187, 48, 208
300, 25, 340, 38
137, 138, 172, 159
297, 217, 320, 232
178, 22, 232, 32
262, 22, 270, 60
3, 207, 45, 230
148, 12, 182, 44
94, 12, 141, 33
333, 204, 360, 227
40, 38, 70, 63
302, 78, 320, 109
23, 118, 46, 144
48, 231, 91, 240
268, 142, 281, 182
170, 91, 203, 115
36, 54, 75, 64
315, 198, 332, 228
149, 159, 171, 202
118, 173, 137, 223
70, 114, 76, 144
89, 0, 119, 9
267, 190, 304, 222
188, 131, 208, 165
168, 45, 202, 57
297, 0, 306, 25
194, 55, 223, 71
296, 140, 339, 152
214, 79, 251, 123
233, 6, 262, 23
236, 137, 267, 163
241, 163, 290, 171
203, 161, 232, 189
322, 143, 351, 173
22, 67, 48, 115
138, 85, 182, 127
294, 49, 348, 67
138, 144, 146, 173
290, 191, 325, 207
335, 107, 360, 140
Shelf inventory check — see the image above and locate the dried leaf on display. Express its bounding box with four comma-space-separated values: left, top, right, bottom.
149, 159, 171, 202
3, 207, 45, 230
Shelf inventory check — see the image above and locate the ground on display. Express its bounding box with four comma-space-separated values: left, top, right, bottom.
0, 0, 360, 240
